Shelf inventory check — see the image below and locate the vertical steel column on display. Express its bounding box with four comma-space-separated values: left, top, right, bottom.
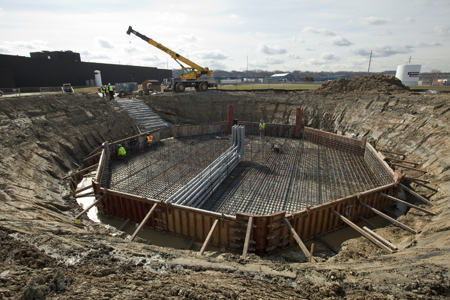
227, 105, 234, 133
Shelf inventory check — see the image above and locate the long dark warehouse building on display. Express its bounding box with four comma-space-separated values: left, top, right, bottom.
0, 51, 172, 88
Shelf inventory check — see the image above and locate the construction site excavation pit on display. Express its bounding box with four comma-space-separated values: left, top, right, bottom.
90, 115, 400, 257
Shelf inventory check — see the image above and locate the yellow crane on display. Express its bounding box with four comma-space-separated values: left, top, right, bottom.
126, 26, 214, 92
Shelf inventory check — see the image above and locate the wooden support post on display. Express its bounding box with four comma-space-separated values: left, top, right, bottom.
75, 195, 105, 220
129, 203, 158, 242
357, 215, 378, 229
187, 237, 196, 250
242, 216, 253, 260
199, 219, 219, 256
61, 164, 98, 180
400, 183, 434, 206
82, 152, 102, 163
380, 193, 436, 216
75, 192, 95, 198
376, 149, 405, 158
63, 185, 92, 199
358, 202, 417, 234
118, 218, 130, 231
227, 105, 234, 133
403, 176, 431, 184
389, 162, 428, 173
331, 210, 393, 253
309, 243, 315, 263
402, 178, 438, 193
384, 157, 418, 166
362, 226, 397, 250
315, 235, 339, 254
284, 218, 315, 262
294, 108, 303, 138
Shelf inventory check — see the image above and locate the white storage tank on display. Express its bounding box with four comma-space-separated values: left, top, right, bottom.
94, 70, 102, 86
395, 64, 421, 86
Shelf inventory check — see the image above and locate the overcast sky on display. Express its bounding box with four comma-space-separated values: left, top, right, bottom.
0, 0, 449, 73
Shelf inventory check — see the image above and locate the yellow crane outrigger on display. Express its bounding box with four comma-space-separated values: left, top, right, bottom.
126, 26, 214, 92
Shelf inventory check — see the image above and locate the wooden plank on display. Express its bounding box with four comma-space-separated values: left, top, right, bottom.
357, 215, 378, 229
384, 157, 418, 166
402, 176, 431, 184
284, 218, 315, 263
199, 219, 219, 256
331, 209, 393, 253
315, 235, 339, 254
61, 164, 98, 180
242, 216, 253, 260
380, 193, 436, 215
358, 202, 417, 234
75, 191, 95, 198
129, 203, 158, 242
86, 144, 104, 158
400, 183, 434, 206
75, 195, 105, 220
82, 152, 101, 163
362, 226, 397, 250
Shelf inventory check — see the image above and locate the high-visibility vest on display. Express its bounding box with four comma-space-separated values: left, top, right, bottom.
147, 135, 153, 143
259, 122, 266, 130
118, 146, 126, 156
100, 87, 105, 92
109, 85, 114, 92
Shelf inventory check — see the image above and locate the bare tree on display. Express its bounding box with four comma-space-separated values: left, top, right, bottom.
430, 69, 441, 83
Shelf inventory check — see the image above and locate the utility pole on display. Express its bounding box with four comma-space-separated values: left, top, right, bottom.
367, 50, 372, 75
247, 55, 248, 74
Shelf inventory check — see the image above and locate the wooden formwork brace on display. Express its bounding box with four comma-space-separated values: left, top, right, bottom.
315, 235, 339, 254
400, 183, 434, 206
284, 218, 315, 263
384, 157, 418, 166
61, 164, 98, 180
241, 216, 253, 260
331, 209, 393, 254
118, 218, 130, 231
362, 226, 397, 251
75, 194, 105, 220
380, 193, 436, 216
358, 202, 417, 234
376, 149, 406, 158
63, 185, 92, 199
187, 237, 196, 250
129, 203, 158, 242
82, 152, 102, 163
357, 215, 378, 229
403, 177, 439, 193
199, 219, 219, 256
75, 191, 95, 198
389, 162, 428, 173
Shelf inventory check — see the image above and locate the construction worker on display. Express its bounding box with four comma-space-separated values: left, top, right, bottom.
108, 83, 115, 100
259, 119, 266, 139
117, 144, 126, 159
147, 135, 153, 144
100, 86, 106, 98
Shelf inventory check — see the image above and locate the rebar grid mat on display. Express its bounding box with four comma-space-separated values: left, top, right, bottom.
200, 136, 388, 215
101, 134, 392, 216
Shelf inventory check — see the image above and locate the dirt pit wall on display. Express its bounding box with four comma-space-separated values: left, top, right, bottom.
1, 91, 449, 299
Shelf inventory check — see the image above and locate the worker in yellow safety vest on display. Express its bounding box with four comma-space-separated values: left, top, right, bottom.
117, 144, 126, 159
147, 135, 153, 144
100, 86, 106, 98
259, 119, 266, 139
108, 83, 115, 100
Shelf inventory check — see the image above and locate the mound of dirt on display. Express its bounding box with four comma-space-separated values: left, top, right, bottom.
316, 74, 410, 94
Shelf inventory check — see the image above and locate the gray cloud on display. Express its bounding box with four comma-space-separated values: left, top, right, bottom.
306, 48, 316, 51
257, 44, 287, 55
433, 25, 450, 36
302, 27, 336, 36
197, 50, 229, 60
97, 38, 114, 49
362, 16, 392, 25
414, 41, 441, 47
351, 48, 371, 56
373, 45, 411, 57
332, 37, 353, 47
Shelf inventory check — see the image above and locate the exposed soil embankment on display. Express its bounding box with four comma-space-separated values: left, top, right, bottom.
1, 90, 449, 299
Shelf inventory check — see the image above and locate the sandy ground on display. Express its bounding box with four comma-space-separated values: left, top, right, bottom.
1, 81, 450, 299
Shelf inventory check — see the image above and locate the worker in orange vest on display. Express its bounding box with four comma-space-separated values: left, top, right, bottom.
147, 135, 153, 144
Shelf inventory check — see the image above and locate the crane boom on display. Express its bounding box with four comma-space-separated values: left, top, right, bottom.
126, 26, 213, 81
